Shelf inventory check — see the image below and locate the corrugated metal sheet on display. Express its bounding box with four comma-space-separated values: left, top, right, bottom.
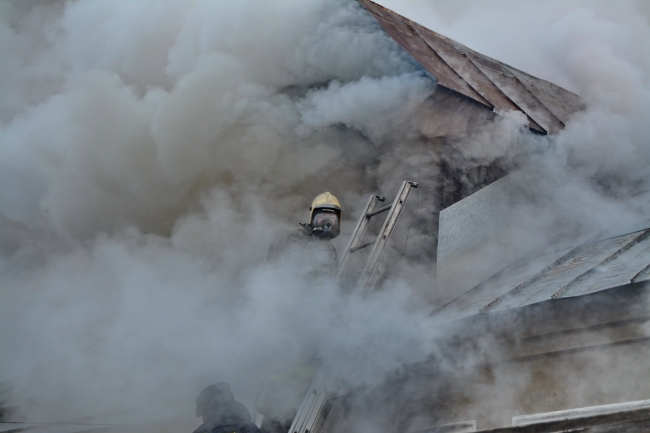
358, 0, 586, 134
555, 230, 650, 298
436, 229, 650, 321
484, 231, 646, 312
435, 184, 650, 321
435, 248, 571, 321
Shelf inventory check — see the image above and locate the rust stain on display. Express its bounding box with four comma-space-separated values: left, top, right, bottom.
358, 0, 585, 134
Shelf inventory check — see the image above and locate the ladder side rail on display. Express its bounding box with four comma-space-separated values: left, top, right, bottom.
289, 364, 333, 433
292, 364, 329, 417
337, 195, 382, 279
290, 373, 325, 433
367, 263, 385, 292
300, 368, 335, 433
357, 181, 416, 294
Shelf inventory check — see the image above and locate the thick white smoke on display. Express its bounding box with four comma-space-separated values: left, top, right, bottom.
0, 0, 649, 429
383, 0, 650, 191
382, 0, 650, 293
0, 0, 436, 422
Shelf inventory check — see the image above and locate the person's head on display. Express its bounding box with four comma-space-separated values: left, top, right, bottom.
309, 192, 341, 239
196, 382, 234, 420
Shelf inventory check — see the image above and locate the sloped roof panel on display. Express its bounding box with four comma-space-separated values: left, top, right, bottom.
508, 66, 586, 126
436, 229, 650, 321
435, 185, 650, 321
464, 49, 565, 133
361, 1, 491, 106
410, 22, 522, 114
435, 247, 572, 321
484, 231, 646, 312
555, 231, 650, 298
358, 0, 586, 134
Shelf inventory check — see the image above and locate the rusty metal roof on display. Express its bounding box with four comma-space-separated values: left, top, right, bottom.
359, 0, 586, 134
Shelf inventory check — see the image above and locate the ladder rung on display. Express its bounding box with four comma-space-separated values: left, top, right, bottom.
365, 203, 392, 218
350, 240, 374, 253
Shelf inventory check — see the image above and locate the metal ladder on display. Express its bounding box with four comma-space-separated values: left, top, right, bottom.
287, 180, 418, 433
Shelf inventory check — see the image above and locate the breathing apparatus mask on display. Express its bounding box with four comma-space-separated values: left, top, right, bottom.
311, 209, 340, 239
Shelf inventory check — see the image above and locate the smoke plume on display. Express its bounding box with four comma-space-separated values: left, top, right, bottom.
0, 0, 649, 429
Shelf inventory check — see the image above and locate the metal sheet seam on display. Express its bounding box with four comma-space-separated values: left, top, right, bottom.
432, 254, 530, 316
456, 51, 547, 133
360, 0, 492, 108
409, 25, 540, 126
507, 65, 586, 124
367, 10, 410, 45
631, 263, 650, 283
410, 25, 499, 108
403, 22, 493, 108
505, 67, 566, 131
464, 55, 553, 133
479, 245, 584, 313
551, 228, 650, 299
358, 0, 586, 135
365, 11, 471, 103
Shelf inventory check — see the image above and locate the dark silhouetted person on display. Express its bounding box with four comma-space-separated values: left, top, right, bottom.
194, 382, 261, 433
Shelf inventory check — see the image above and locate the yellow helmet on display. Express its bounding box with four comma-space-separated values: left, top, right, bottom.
309, 192, 341, 223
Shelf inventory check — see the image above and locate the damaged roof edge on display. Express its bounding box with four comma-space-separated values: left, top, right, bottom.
358, 0, 586, 135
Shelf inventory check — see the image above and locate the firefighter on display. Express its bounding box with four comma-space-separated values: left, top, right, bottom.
194, 382, 261, 433
257, 192, 342, 433
266, 191, 341, 278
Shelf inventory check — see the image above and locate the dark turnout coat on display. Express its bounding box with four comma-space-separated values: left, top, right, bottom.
266, 227, 338, 278
259, 228, 338, 433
